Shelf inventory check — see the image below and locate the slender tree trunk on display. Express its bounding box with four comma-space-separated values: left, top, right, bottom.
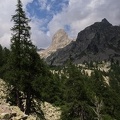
25, 89, 31, 115
16, 89, 21, 108
16, 88, 24, 112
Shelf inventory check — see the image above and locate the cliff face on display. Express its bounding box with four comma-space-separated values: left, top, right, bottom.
39, 29, 73, 59
46, 18, 120, 66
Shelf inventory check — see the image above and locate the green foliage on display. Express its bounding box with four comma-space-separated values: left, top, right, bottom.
107, 61, 120, 119
59, 63, 94, 119
4, 0, 49, 116
103, 114, 113, 120
0, 1, 119, 119
50, 61, 120, 120
0, 45, 10, 78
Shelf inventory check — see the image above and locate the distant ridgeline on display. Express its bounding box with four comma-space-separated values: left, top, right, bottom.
44, 18, 120, 66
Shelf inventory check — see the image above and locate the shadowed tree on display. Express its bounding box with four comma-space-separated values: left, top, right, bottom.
4, 0, 45, 115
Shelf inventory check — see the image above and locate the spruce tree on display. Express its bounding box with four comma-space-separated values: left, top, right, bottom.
5, 0, 43, 115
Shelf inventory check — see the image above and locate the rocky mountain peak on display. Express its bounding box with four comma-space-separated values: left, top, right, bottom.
76, 18, 113, 43
52, 29, 68, 45
91, 18, 112, 29
39, 29, 74, 58
54, 29, 67, 35
46, 19, 120, 65
101, 18, 112, 26
101, 18, 109, 23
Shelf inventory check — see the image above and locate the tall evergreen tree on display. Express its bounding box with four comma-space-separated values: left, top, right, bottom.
5, 0, 44, 115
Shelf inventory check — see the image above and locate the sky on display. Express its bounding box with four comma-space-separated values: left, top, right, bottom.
0, 0, 120, 49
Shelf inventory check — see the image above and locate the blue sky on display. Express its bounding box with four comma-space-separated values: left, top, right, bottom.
0, 0, 120, 48
27, 0, 69, 33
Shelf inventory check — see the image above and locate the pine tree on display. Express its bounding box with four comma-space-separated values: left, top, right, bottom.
5, 0, 43, 115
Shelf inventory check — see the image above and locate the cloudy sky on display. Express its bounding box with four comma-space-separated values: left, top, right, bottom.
0, 0, 120, 48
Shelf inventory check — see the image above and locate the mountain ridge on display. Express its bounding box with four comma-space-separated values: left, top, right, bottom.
45, 18, 120, 66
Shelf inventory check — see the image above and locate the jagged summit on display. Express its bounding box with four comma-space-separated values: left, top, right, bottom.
101, 18, 112, 26
53, 29, 66, 35
52, 29, 69, 46
96, 18, 112, 26
102, 18, 108, 23
39, 29, 74, 58
89, 18, 112, 30
76, 18, 112, 43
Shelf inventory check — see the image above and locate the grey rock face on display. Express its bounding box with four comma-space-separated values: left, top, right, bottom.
39, 29, 73, 59
46, 18, 120, 65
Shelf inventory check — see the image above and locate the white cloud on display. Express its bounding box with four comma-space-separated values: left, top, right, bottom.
0, 0, 16, 47
48, 0, 120, 39
38, 0, 47, 10
46, 4, 51, 11
30, 17, 51, 48
0, 33, 11, 48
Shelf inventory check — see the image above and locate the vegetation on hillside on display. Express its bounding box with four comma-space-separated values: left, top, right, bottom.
0, 0, 120, 120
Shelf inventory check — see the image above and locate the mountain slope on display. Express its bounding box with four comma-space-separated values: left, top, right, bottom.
46, 18, 120, 65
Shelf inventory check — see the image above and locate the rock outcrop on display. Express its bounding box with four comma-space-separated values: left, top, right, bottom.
0, 79, 8, 105
0, 79, 32, 120
39, 29, 74, 59
41, 102, 61, 120
0, 79, 61, 120
46, 18, 120, 65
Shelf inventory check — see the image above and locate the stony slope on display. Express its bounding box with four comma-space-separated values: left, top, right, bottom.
39, 29, 74, 59
0, 79, 61, 120
46, 18, 120, 66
